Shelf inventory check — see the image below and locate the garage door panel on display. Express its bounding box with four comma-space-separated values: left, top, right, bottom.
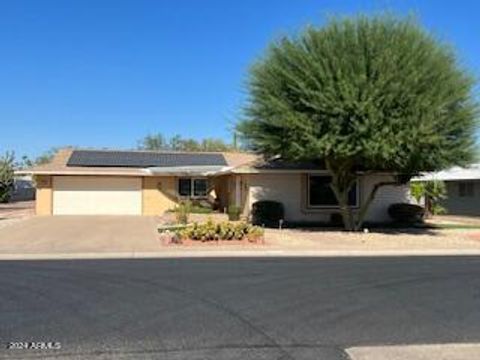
53, 176, 142, 215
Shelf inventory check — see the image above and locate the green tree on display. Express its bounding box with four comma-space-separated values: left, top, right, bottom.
15, 155, 34, 170
35, 147, 62, 165
178, 138, 201, 151
138, 133, 168, 150
137, 133, 234, 152
0, 152, 15, 203
169, 134, 183, 151
200, 138, 233, 152
237, 15, 478, 230
410, 180, 447, 216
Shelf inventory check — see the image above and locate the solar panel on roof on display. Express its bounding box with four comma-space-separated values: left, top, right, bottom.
67, 150, 228, 168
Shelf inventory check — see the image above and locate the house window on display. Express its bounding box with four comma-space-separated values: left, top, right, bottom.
193, 179, 208, 197
307, 175, 358, 207
458, 182, 474, 197
178, 178, 208, 198
178, 178, 192, 197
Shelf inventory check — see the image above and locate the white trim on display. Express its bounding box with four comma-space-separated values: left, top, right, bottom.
232, 168, 330, 174
147, 166, 229, 176
177, 177, 209, 199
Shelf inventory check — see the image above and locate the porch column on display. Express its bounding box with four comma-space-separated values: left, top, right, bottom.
235, 175, 241, 207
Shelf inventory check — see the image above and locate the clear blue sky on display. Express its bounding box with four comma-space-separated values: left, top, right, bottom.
1, 0, 479, 159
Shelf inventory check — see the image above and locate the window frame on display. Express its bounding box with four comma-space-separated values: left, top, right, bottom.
458, 182, 475, 197
306, 174, 360, 209
177, 177, 209, 199
192, 178, 208, 197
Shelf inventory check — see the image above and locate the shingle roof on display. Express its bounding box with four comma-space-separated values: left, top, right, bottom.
252, 158, 326, 170
67, 150, 228, 168
231, 156, 327, 173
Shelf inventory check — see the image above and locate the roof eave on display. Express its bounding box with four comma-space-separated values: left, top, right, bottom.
15, 169, 149, 177
146, 166, 233, 176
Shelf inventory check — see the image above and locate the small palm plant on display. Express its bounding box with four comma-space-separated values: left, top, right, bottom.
175, 200, 192, 224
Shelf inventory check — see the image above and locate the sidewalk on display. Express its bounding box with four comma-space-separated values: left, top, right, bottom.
266, 227, 480, 251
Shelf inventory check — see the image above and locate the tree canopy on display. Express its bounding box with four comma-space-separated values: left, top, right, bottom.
18, 147, 75, 168
34, 147, 62, 165
137, 133, 235, 152
237, 15, 478, 229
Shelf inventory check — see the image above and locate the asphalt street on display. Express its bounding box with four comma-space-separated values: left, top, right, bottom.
1, 256, 480, 359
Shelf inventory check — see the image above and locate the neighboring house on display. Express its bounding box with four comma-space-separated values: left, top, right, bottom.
17, 148, 409, 223
413, 164, 480, 216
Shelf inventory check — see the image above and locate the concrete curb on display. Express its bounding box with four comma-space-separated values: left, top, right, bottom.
2, 249, 480, 260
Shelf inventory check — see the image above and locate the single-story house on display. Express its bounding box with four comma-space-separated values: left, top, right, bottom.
413, 163, 480, 216
17, 148, 409, 223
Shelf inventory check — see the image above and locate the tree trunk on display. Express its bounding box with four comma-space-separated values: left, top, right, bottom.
325, 158, 403, 231
424, 195, 431, 218
326, 158, 356, 231
331, 184, 355, 231
354, 181, 399, 231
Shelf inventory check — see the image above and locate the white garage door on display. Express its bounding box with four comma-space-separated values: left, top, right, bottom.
53, 176, 142, 215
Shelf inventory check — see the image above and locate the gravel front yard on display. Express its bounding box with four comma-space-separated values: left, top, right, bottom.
266, 227, 480, 251
156, 213, 480, 252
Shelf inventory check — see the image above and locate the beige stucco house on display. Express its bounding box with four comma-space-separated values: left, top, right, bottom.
18, 148, 409, 223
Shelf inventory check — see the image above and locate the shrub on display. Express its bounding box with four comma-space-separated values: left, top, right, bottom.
175, 200, 192, 224
227, 205, 241, 221
424, 181, 447, 216
170, 204, 213, 214
0, 152, 14, 204
190, 205, 213, 214
329, 213, 344, 227
388, 203, 425, 224
251, 200, 284, 227
175, 219, 264, 242
409, 180, 447, 216
410, 182, 425, 204
430, 203, 447, 215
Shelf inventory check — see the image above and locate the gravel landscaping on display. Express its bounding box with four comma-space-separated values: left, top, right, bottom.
156, 213, 480, 252
266, 227, 480, 251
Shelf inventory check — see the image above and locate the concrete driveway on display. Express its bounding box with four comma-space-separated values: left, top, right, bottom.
0, 216, 161, 254
0, 200, 34, 229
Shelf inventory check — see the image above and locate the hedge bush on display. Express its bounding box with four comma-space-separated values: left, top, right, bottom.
175, 219, 264, 242
388, 203, 425, 224
251, 200, 284, 227
227, 205, 242, 221
329, 213, 344, 226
